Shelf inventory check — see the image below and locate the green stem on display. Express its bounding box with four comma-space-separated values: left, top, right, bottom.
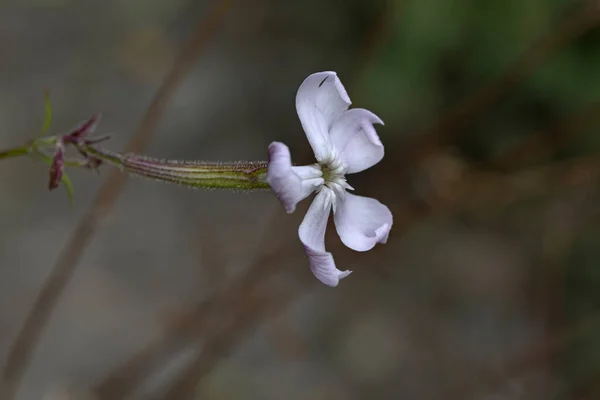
1, 137, 271, 191
0, 146, 30, 160
82, 145, 270, 190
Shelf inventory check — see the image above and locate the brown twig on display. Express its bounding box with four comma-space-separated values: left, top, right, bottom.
94, 233, 290, 399
0, 1, 234, 398
155, 277, 308, 400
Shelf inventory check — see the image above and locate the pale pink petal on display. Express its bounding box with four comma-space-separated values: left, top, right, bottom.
266, 142, 323, 213
296, 71, 351, 162
299, 189, 351, 287
329, 108, 384, 174
334, 192, 392, 252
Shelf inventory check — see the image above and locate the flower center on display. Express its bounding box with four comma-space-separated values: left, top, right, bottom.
320, 150, 346, 183
321, 162, 345, 187
316, 152, 353, 209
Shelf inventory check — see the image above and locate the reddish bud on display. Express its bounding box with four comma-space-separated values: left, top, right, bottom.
49, 140, 65, 190
63, 113, 102, 146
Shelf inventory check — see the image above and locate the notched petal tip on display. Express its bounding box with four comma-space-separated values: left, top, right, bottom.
375, 223, 391, 244
334, 193, 393, 252
328, 72, 351, 106
328, 108, 386, 174
360, 110, 385, 146
296, 71, 352, 161
305, 246, 352, 287
339, 269, 352, 280
349, 108, 384, 145
305, 71, 351, 106
299, 190, 352, 287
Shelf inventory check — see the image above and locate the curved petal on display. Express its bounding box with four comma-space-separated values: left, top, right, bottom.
329, 108, 384, 174
266, 142, 323, 213
334, 192, 392, 252
299, 189, 352, 287
296, 71, 351, 162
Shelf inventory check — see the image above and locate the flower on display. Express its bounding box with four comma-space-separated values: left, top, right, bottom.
266, 71, 392, 287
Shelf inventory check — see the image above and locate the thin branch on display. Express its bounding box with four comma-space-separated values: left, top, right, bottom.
0, 1, 234, 398
155, 282, 307, 400
94, 229, 291, 399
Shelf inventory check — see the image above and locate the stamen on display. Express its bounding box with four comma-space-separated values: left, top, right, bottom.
318, 150, 350, 211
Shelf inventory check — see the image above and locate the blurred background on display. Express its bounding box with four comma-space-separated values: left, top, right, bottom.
1, 0, 600, 399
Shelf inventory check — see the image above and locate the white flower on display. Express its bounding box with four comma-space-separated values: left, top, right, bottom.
266, 71, 393, 287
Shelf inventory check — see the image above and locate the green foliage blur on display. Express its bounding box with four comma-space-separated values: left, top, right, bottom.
361, 0, 600, 157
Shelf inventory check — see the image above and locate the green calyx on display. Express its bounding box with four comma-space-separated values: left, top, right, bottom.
83, 146, 270, 190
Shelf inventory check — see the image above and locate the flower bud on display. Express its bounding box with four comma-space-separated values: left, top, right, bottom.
49, 140, 65, 190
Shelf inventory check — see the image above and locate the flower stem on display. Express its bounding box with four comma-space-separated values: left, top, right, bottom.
0, 146, 30, 160
81, 145, 270, 190
1, 137, 270, 191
